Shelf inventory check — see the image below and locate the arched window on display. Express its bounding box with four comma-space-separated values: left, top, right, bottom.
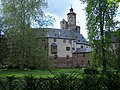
51, 43, 57, 54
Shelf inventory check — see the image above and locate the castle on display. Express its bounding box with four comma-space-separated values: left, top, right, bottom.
45, 7, 91, 67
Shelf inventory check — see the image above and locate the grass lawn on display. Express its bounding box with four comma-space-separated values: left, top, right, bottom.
0, 68, 83, 78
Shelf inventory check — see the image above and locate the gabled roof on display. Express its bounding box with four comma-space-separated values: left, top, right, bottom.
46, 28, 73, 39
33, 28, 89, 45
75, 32, 89, 45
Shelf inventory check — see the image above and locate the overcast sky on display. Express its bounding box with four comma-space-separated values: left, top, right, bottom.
44, 0, 88, 39
0, 0, 119, 39
44, 0, 120, 39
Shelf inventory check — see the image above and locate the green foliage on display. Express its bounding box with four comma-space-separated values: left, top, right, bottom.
1, 71, 120, 90
84, 68, 99, 75
0, 35, 8, 65
80, 0, 119, 71
1, 0, 53, 69
108, 0, 120, 7
0, 68, 80, 78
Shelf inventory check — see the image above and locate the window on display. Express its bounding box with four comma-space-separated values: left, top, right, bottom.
75, 36, 78, 39
83, 53, 85, 57
53, 38, 56, 42
66, 47, 70, 51
88, 60, 90, 65
78, 40, 80, 42
51, 43, 57, 54
45, 46, 46, 49
69, 40, 72, 43
63, 39, 66, 43
72, 47, 75, 50
54, 54, 58, 59
66, 55, 69, 59
81, 46, 83, 48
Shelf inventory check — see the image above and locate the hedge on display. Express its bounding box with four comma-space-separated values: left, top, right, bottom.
0, 71, 120, 90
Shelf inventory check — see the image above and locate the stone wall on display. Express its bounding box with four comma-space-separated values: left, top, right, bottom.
50, 52, 91, 68
72, 52, 90, 67
51, 57, 73, 68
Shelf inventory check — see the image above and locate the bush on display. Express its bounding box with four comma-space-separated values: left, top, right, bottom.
7, 64, 13, 69
0, 71, 120, 90
84, 68, 99, 75
0, 65, 8, 69
29, 66, 36, 70
13, 65, 20, 69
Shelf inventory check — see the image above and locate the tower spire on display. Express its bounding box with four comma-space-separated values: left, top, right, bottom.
70, 5, 73, 12
71, 4, 72, 8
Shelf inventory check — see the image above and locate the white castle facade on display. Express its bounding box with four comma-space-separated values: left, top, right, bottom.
45, 8, 91, 67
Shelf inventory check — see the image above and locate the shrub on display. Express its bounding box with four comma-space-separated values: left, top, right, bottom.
13, 65, 20, 69
29, 66, 36, 70
7, 64, 13, 69
84, 68, 99, 75
0, 71, 120, 90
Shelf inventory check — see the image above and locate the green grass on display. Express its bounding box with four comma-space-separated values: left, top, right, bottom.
0, 68, 83, 78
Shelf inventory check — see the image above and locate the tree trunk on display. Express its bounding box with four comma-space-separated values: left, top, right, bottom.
99, 3, 106, 72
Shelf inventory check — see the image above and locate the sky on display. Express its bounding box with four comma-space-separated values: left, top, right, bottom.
44, 0, 120, 40
44, 0, 88, 39
0, 0, 119, 39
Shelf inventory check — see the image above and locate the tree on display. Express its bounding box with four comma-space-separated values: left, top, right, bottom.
1, 0, 51, 69
0, 30, 7, 66
108, 0, 120, 7
107, 0, 120, 70
80, 0, 119, 72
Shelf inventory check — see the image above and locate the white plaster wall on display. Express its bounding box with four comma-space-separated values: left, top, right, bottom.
48, 38, 74, 57
76, 44, 89, 49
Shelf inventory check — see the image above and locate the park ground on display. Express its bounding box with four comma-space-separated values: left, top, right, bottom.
0, 68, 83, 78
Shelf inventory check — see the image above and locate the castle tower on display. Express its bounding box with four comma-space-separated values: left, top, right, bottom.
60, 19, 68, 30
67, 7, 76, 30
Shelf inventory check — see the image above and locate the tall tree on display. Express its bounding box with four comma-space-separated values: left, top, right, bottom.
1, 0, 51, 69
108, 0, 120, 69
80, 0, 118, 72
